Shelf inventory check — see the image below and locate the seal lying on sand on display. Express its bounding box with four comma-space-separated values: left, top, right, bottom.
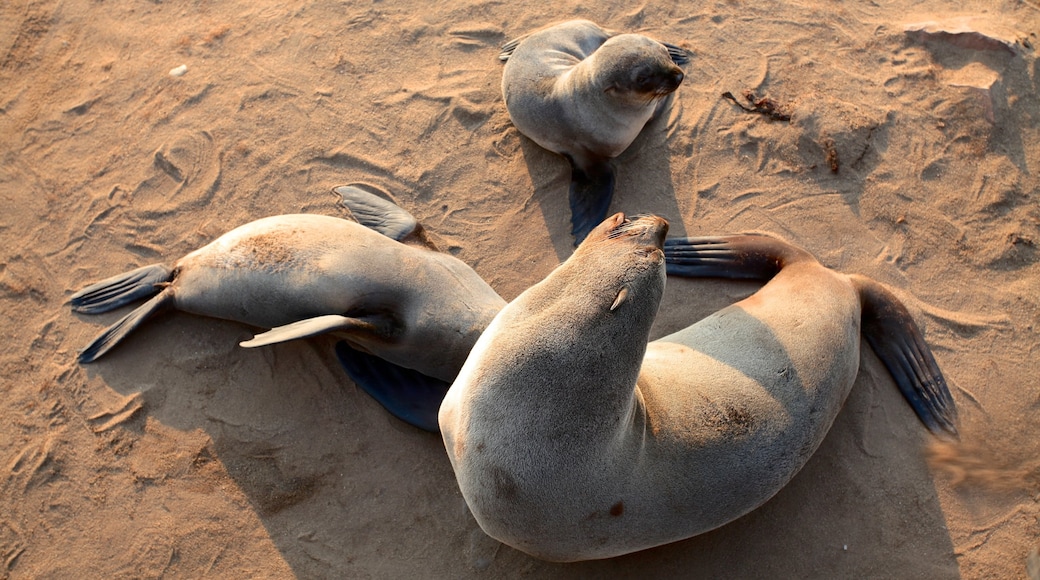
439, 213, 958, 561
500, 20, 688, 244
69, 186, 506, 431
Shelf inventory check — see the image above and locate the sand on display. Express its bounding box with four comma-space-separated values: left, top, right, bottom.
1, 0, 1038, 577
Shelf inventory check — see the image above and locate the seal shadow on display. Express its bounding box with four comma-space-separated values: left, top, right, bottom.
520, 105, 687, 262
79, 313, 474, 578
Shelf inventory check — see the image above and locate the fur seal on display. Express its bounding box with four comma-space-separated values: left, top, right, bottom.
499, 20, 688, 244
69, 186, 506, 431
439, 213, 958, 561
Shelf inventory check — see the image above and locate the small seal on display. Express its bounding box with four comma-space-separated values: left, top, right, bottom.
500, 20, 688, 244
439, 214, 957, 561
70, 186, 506, 431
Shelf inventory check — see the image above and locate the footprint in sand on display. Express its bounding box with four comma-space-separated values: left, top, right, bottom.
131, 130, 223, 218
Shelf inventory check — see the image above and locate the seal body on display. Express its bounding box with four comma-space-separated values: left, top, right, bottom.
71, 213, 506, 383
439, 215, 957, 561
176, 214, 506, 380
500, 20, 687, 243
502, 20, 683, 163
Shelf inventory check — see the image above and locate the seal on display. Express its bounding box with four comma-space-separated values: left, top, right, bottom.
70, 186, 506, 432
499, 20, 688, 244
439, 213, 958, 561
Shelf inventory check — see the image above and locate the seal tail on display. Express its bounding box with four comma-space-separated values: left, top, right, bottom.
69, 264, 174, 314
568, 159, 616, 246
77, 289, 175, 364
851, 275, 959, 439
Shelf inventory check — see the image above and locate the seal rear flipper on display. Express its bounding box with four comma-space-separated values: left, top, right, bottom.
69, 264, 173, 314
663, 234, 812, 280
568, 159, 616, 246
239, 314, 387, 348
334, 184, 420, 242
852, 275, 959, 439
498, 36, 525, 61
78, 289, 175, 364
335, 341, 449, 432
661, 41, 691, 66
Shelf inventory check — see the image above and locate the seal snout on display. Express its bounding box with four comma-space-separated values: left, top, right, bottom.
664, 68, 684, 92
648, 65, 684, 97
642, 215, 670, 250
635, 64, 685, 97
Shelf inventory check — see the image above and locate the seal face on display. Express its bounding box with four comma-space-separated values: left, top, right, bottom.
500, 20, 688, 244
70, 187, 507, 432
439, 216, 957, 561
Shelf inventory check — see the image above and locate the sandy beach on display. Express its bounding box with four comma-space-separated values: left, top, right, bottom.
1, 0, 1038, 577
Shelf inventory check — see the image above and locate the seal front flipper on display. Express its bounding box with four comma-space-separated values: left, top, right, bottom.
661, 41, 691, 66
69, 263, 174, 314
663, 234, 812, 280
852, 275, 959, 439
78, 289, 175, 364
568, 158, 616, 246
333, 184, 419, 242
498, 36, 526, 61
335, 341, 449, 432
239, 314, 389, 348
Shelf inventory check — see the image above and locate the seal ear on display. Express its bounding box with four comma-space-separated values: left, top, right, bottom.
610, 285, 629, 311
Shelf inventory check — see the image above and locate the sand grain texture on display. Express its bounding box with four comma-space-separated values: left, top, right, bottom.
1, 0, 1038, 577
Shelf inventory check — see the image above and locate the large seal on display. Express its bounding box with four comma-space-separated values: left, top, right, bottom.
500, 20, 688, 244
439, 213, 958, 561
70, 186, 506, 431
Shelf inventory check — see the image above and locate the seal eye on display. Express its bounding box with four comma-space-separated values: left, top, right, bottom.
631, 67, 655, 90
